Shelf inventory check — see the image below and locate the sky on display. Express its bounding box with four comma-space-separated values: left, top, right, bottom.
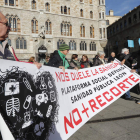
106, 0, 140, 16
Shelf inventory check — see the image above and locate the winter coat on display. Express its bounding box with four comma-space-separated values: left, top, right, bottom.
131, 50, 140, 73
108, 56, 115, 63
70, 59, 81, 69
80, 60, 92, 68
47, 50, 74, 69
117, 53, 132, 68
92, 58, 105, 66
0, 41, 19, 61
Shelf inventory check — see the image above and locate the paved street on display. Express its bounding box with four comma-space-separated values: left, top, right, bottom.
68, 91, 140, 140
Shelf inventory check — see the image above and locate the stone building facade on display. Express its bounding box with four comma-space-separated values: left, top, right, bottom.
0, 0, 107, 61
106, 10, 121, 27
106, 5, 140, 57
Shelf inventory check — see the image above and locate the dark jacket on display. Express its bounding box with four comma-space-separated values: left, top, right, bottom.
47, 50, 74, 69
80, 60, 92, 68
117, 53, 132, 68
108, 56, 115, 63
92, 58, 104, 66
131, 50, 140, 73
0, 43, 15, 61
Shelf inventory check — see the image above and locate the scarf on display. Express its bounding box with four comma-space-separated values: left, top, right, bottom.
58, 50, 69, 69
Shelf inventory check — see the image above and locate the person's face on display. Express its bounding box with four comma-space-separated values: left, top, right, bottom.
100, 54, 105, 59
124, 50, 129, 55
83, 56, 87, 62
75, 57, 78, 60
0, 14, 10, 40
62, 50, 69, 55
111, 52, 115, 57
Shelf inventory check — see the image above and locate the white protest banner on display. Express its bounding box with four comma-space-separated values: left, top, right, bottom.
0, 59, 140, 140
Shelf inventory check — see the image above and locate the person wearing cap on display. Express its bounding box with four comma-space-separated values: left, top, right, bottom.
47, 44, 78, 72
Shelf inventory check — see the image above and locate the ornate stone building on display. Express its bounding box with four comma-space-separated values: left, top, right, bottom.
106, 5, 140, 57
106, 10, 121, 27
0, 0, 107, 61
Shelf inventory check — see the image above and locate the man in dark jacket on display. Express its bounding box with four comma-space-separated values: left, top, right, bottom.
0, 11, 41, 140
131, 48, 140, 104
117, 48, 135, 101
47, 44, 78, 72
93, 51, 106, 66
108, 52, 115, 63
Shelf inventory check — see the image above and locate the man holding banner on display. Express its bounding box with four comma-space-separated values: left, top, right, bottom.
0, 11, 42, 140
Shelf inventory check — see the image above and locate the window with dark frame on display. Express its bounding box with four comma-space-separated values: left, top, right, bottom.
80, 24, 85, 37
6, 14, 20, 32
32, 0, 36, 9
90, 42, 96, 51
69, 40, 76, 50
16, 37, 27, 49
80, 41, 87, 51
106, 20, 109, 25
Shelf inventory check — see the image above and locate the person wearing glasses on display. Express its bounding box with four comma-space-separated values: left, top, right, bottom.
0, 12, 41, 68
47, 44, 78, 72
0, 11, 42, 140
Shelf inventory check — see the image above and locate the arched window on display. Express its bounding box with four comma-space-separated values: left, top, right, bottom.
106, 20, 109, 25
102, 0, 104, 5
68, 8, 70, 15
90, 42, 96, 51
80, 41, 87, 51
90, 11, 93, 18
90, 0, 92, 4
6, 14, 20, 32
80, 9, 83, 17
61, 6, 70, 15
90, 25, 94, 38
31, 18, 38, 33
45, 3, 50, 12
102, 12, 105, 19
32, 0, 36, 9
69, 40, 76, 50
16, 38, 19, 49
61, 21, 72, 36
80, 24, 85, 37
13, 18, 16, 32
46, 20, 52, 34
5, 0, 8, 5
61, 6, 63, 14
64, 6, 67, 14
57, 39, 65, 49
7, 0, 14, 6
16, 37, 27, 49
133, 14, 137, 22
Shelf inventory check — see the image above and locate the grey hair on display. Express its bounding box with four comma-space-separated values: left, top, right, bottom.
121, 48, 129, 54
97, 51, 105, 56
